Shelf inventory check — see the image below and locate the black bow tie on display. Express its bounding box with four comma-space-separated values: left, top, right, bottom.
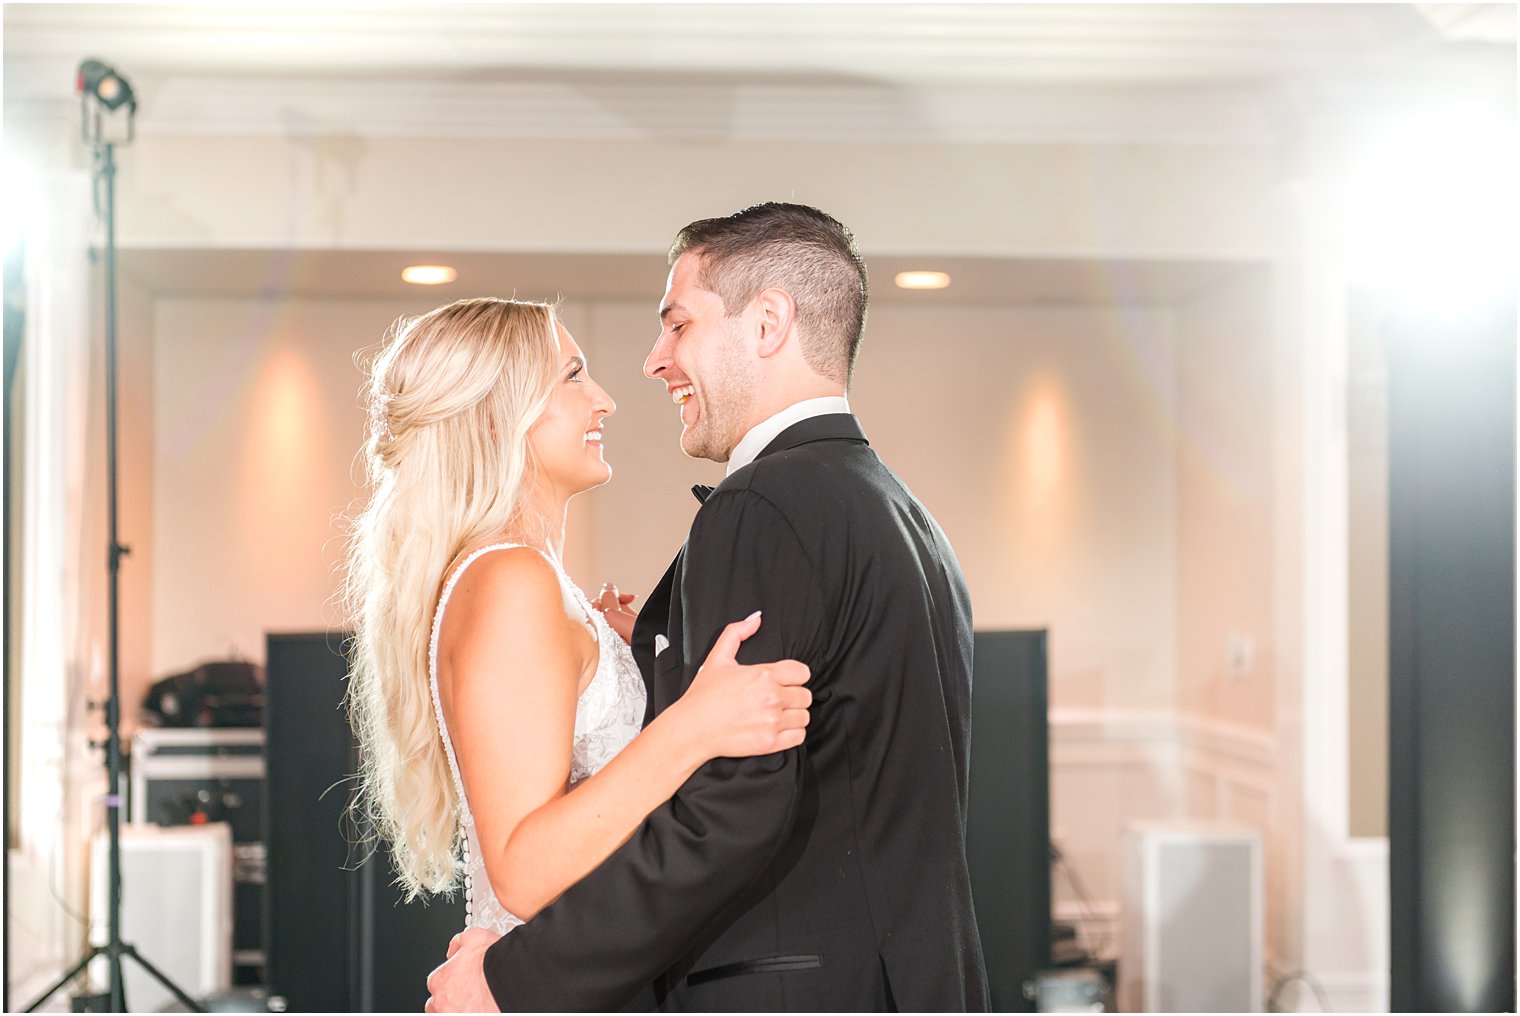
692, 484, 714, 504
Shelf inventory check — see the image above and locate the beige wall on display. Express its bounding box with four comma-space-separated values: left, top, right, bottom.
1346, 306, 1389, 839
146, 294, 711, 676
151, 297, 422, 673
113, 134, 1276, 260
555, 299, 725, 599
1170, 266, 1282, 962
856, 303, 1179, 711
147, 293, 1181, 721
1175, 269, 1277, 732
119, 277, 157, 726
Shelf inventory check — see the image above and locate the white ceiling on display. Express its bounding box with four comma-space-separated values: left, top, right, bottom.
6, 4, 1511, 145
2, 4, 1488, 85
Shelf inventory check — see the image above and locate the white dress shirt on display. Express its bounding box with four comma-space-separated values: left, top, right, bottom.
726, 396, 851, 477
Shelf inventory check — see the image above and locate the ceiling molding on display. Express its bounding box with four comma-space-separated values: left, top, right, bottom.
2, 4, 1445, 85
1415, 3, 1517, 43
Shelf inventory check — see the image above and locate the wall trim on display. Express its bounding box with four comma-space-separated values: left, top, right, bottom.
1048, 707, 1176, 742
1174, 712, 1277, 768
1051, 709, 1276, 770
1050, 706, 1386, 1008
1050, 707, 1283, 980
1273, 970, 1391, 1013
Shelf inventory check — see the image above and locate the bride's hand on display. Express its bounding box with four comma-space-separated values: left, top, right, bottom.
674, 610, 812, 760
595, 582, 639, 644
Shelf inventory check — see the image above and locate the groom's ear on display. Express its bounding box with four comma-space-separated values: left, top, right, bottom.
753, 287, 796, 359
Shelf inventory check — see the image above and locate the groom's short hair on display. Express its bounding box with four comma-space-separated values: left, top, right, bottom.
670, 202, 869, 387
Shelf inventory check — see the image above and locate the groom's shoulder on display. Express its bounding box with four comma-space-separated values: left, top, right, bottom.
714, 440, 885, 522
739, 435, 869, 486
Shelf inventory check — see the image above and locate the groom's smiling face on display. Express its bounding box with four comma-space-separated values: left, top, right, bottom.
646, 253, 758, 463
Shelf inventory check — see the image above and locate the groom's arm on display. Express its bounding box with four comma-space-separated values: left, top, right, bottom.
480, 488, 824, 1012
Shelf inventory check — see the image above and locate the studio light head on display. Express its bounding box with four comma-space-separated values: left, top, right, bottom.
76, 57, 136, 144
78, 59, 134, 110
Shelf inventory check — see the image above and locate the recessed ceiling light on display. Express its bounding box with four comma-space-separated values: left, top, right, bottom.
402, 265, 457, 285
895, 270, 951, 290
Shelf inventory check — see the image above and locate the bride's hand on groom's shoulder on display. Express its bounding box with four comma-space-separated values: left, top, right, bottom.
425, 927, 500, 1013
675, 611, 813, 760
595, 582, 640, 643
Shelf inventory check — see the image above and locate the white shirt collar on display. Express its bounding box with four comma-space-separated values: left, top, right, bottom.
726, 396, 851, 476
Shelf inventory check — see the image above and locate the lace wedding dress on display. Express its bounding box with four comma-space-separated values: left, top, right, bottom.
428, 543, 647, 935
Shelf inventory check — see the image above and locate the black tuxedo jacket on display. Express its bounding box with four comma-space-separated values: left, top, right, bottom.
482, 414, 989, 1012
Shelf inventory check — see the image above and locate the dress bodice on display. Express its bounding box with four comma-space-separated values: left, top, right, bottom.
428, 543, 646, 935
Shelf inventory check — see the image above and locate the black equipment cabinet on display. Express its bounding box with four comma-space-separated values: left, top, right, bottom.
966, 630, 1051, 1012
265, 633, 464, 1013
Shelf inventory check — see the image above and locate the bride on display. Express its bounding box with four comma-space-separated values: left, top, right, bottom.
344, 297, 812, 933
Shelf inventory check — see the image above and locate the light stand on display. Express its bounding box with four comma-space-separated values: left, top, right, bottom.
22, 59, 205, 1015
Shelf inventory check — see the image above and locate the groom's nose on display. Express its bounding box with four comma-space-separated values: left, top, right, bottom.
644, 331, 673, 380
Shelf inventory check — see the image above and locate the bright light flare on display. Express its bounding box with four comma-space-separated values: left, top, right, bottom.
1338, 110, 1518, 313
894, 270, 951, 290
1, 154, 43, 257
401, 264, 457, 286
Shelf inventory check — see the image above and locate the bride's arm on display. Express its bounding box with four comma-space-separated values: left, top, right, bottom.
437, 548, 808, 922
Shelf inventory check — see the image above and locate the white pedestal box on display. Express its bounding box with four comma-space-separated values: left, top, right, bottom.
1119, 821, 1263, 1012
89, 822, 233, 1012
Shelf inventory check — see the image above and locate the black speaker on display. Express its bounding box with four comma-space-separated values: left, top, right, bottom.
1385, 297, 1516, 1012
966, 630, 1051, 1012
265, 633, 465, 1013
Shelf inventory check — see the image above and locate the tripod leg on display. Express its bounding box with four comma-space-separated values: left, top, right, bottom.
120, 944, 206, 1013
22, 946, 104, 1012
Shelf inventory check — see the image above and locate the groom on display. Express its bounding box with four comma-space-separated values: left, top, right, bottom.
427, 203, 989, 1012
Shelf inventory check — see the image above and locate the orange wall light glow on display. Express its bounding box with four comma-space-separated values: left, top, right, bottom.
1023, 390, 1065, 495
1007, 376, 1077, 556
241, 348, 330, 584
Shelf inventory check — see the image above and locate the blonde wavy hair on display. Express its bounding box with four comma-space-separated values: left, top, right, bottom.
344, 297, 561, 898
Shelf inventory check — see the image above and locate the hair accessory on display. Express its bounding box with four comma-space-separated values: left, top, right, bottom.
370, 392, 396, 446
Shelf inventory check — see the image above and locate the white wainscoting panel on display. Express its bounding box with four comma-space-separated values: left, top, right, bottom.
1049, 710, 1279, 975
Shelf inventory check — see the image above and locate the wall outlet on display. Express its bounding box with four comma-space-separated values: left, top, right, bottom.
1226, 631, 1256, 681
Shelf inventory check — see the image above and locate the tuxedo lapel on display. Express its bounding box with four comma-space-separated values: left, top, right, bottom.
632, 543, 684, 726
632, 548, 680, 683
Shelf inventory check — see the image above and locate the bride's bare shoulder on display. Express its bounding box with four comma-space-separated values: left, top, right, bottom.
443, 546, 558, 625
437, 547, 590, 680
